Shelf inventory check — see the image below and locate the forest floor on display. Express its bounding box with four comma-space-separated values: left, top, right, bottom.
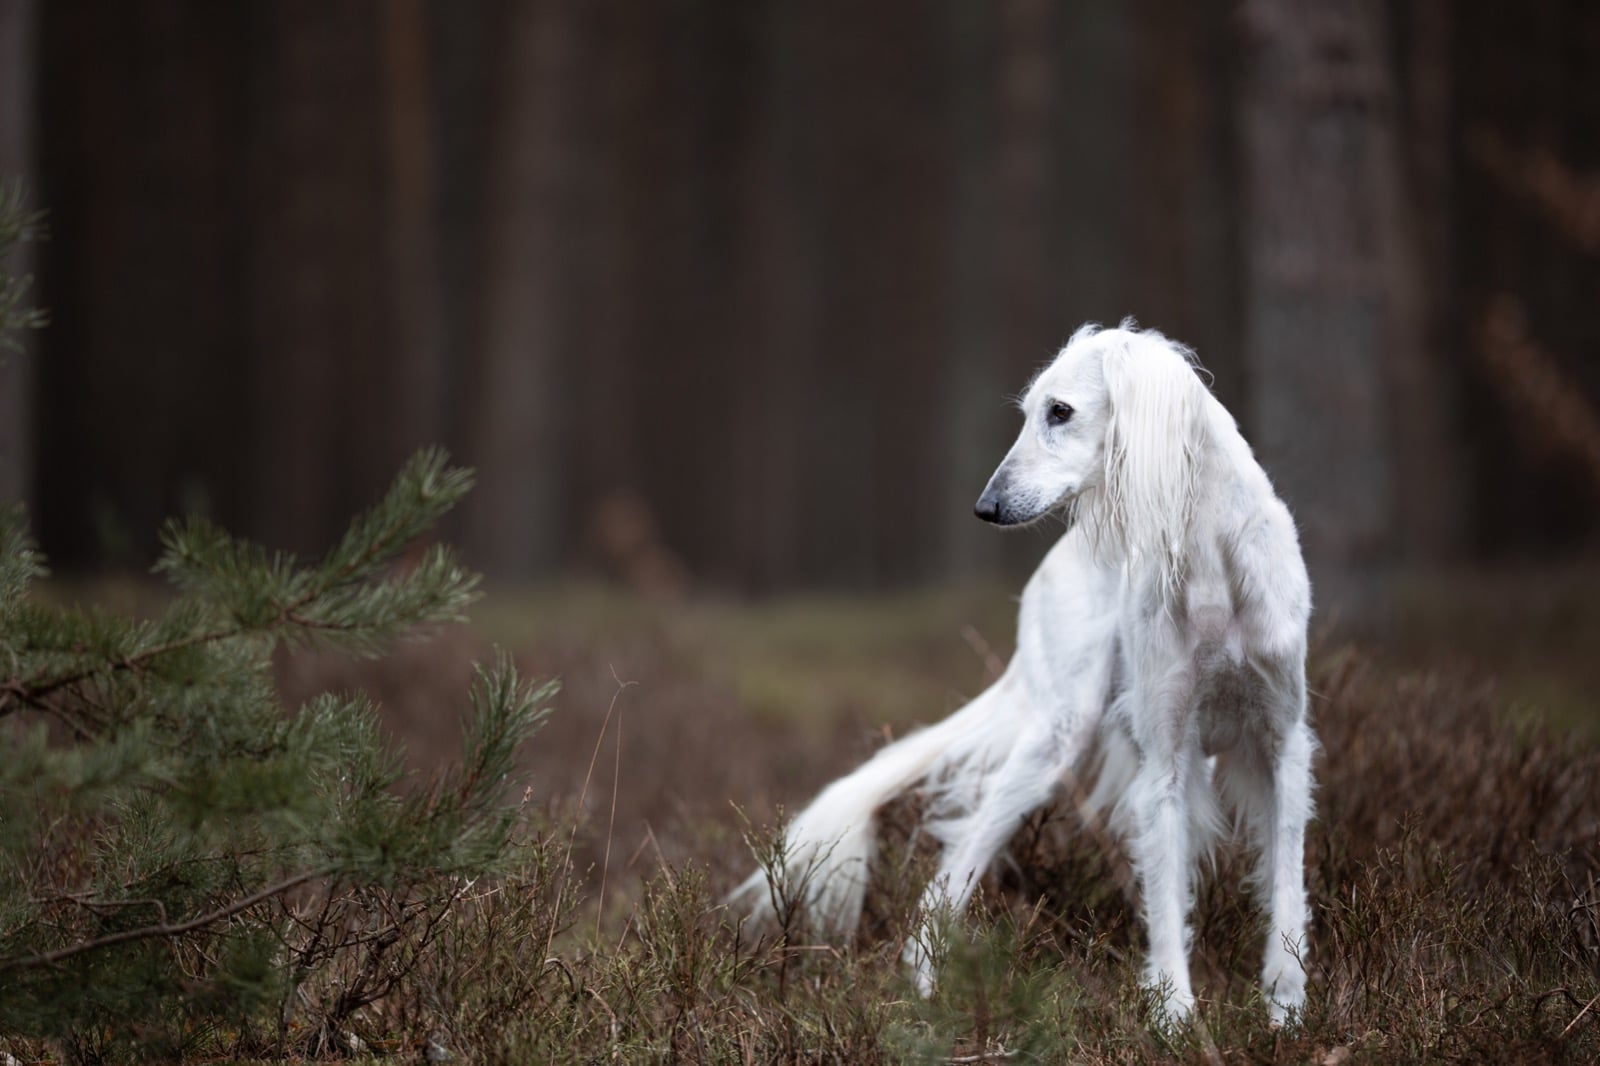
252, 576, 1600, 1064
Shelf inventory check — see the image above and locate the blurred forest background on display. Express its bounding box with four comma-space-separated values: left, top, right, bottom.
1, 0, 1598, 608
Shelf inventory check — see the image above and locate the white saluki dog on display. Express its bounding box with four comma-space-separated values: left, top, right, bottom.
731, 322, 1314, 1023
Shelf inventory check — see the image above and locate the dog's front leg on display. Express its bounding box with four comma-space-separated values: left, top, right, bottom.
1127, 720, 1206, 1022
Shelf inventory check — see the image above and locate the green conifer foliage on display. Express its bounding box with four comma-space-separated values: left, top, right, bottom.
0, 181, 46, 347
0, 452, 555, 1057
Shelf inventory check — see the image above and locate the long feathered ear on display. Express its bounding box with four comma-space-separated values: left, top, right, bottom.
1098, 331, 1209, 602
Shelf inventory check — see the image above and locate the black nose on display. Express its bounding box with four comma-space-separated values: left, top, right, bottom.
974, 492, 1001, 523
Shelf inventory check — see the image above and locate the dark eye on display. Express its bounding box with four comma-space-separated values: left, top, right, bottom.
1046, 401, 1074, 426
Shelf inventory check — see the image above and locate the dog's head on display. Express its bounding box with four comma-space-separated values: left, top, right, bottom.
975, 322, 1211, 590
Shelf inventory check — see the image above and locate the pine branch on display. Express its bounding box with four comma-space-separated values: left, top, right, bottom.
0, 180, 47, 349
312, 447, 475, 588
0, 445, 560, 1043
0, 505, 45, 613
3, 450, 480, 716
0, 866, 333, 972
2, 624, 243, 719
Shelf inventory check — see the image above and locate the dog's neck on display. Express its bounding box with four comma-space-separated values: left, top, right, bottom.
1103, 393, 1258, 613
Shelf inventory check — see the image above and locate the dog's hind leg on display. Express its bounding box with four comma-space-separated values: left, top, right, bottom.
1217, 710, 1313, 1023
1258, 716, 1314, 1022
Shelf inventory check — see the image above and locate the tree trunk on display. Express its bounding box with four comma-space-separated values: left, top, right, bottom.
727, 0, 813, 591
244, 2, 388, 555
849, 2, 948, 586
1237, 0, 1418, 606
1132, 0, 1243, 402
458, 0, 579, 579
1055, 4, 1134, 329
368, 0, 444, 501
938, 0, 1045, 580
1389, 0, 1461, 560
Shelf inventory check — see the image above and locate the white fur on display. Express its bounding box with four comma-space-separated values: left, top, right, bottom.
729, 323, 1315, 1024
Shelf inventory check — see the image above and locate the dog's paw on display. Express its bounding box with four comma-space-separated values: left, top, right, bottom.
901, 939, 938, 999
1262, 959, 1307, 1027
1154, 987, 1195, 1026
1143, 969, 1196, 1028
1264, 984, 1305, 1028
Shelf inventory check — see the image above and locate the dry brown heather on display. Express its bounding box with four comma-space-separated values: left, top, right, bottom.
270, 586, 1600, 1064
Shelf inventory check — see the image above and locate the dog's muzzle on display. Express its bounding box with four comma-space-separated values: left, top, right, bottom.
974, 487, 1004, 524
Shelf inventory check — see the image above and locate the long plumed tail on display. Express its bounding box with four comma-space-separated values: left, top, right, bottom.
729, 670, 1032, 937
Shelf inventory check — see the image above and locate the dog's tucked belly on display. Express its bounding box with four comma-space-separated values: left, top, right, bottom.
1193, 638, 1267, 757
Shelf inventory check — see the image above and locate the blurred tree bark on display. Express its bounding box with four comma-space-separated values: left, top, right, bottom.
36, 2, 250, 563
0, 0, 34, 510
1054, 5, 1134, 329
425, 0, 495, 556
1132, 0, 1198, 338
244, 2, 388, 555
370, 0, 445, 511
795, 3, 876, 588
1237, 0, 1427, 597
1132, 0, 1243, 405
1392, 0, 1462, 559
729, 0, 813, 590
565, 0, 642, 560
458, 0, 579, 579
852, 3, 950, 585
